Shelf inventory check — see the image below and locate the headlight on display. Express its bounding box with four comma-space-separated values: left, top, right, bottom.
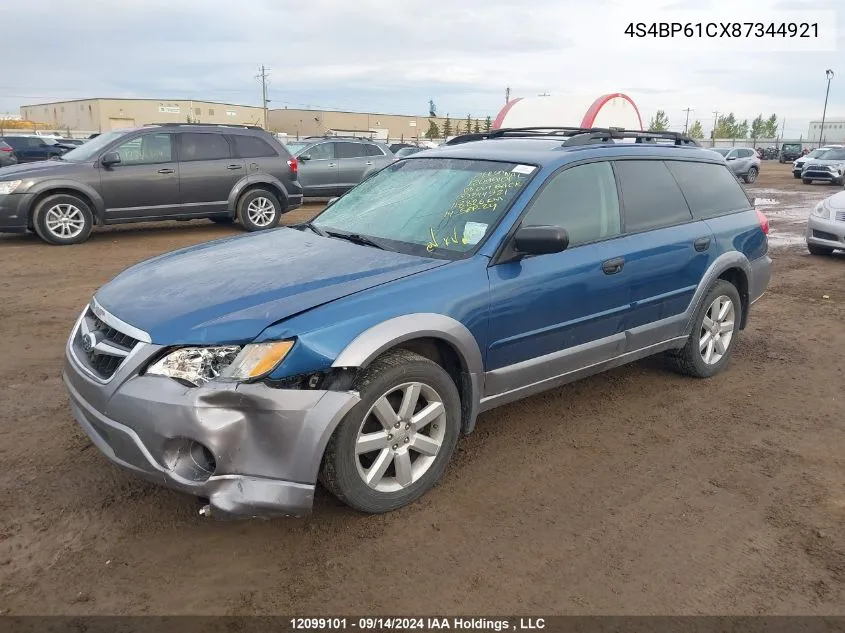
147, 341, 293, 386
0, 180, 22, 195
812, 202, 831, 219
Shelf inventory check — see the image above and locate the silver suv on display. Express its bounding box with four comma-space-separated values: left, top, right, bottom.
793, 146, 843, 179
283, 136, 394, 197
710, 147, 761, 183
801, 147, 845, 186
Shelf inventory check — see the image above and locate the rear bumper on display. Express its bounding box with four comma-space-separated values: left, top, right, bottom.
806, 215, 845, 250
749, 254, 772, 305
0, 193, 33, 233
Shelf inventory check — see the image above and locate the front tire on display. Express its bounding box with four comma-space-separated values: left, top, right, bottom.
32, 194, 93, 245
793, 172, 801, 179
808, 243, 834, 256
803, 178, 812, 185
320, 350, 461, 513
666, 280, 742, 379
237, 188, 282, 232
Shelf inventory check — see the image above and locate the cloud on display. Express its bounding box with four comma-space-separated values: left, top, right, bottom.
1, 0, 842, 137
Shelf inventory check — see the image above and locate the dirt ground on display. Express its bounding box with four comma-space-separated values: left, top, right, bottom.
1, 164, 844, 615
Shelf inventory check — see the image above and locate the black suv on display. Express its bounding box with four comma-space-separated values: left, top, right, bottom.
0, 123, 303, 245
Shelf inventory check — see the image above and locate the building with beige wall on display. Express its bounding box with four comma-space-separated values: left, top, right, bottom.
19, 98, 266, 132
19, 98, 490, 140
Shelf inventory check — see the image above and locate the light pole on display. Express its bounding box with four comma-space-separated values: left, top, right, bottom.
819, 69, 834, 148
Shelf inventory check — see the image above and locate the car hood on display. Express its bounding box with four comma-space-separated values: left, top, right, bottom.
0, 159, 79, 179
807, 159, 845, 166
95, 228, 449, 344
825, 191, 845, 210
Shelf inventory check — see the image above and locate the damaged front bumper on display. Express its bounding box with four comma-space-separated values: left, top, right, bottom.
62, 305, 359, 519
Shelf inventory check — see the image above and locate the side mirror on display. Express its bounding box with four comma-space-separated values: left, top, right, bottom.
101, 151, 121, 167
513, 225, 569, 256
326, 197, 339, 207
726, 156, 736, 161
299, 154, 311, 162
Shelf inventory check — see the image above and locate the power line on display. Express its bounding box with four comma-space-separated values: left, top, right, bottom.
682, 107, 693, 134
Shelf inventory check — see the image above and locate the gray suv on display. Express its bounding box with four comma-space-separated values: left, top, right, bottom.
283, 136, 394, 197
0, 123, 303, 245
710, 147, 761, 183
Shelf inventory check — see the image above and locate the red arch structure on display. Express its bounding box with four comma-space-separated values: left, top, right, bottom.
491, 93, 644, 131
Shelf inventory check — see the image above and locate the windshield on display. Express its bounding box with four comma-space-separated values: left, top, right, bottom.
783, 144, 801, 151
711, 148, 730, 157
61, 130, 128, 161
284, 142, 308, 154
312, 158, 534, 258
395, 147, 421, 157
817, 149, 845, 161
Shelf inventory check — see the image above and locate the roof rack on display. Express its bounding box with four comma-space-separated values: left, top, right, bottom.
303, 134, 378, 141
145, 122, 265, 130
446, 127, 700, 148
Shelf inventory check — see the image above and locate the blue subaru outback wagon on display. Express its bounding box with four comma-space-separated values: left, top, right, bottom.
62, 127, 772, 517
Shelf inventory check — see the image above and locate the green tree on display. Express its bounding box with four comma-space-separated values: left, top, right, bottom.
648, 110, 670, 131
714, 113, 739, 138
763, 114, 779, 138
736, 119, 749, 139
750, 114, 765, 141
473, 119, 481, 134
484, 115, 492, 132
687, 120, 704, 139
465, 114, 472, 134
425, 119, 441, 140
455, 122, 463, 135
443, 116, 452, 138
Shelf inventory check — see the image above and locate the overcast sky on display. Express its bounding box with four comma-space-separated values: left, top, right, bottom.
1, 0, 842, 137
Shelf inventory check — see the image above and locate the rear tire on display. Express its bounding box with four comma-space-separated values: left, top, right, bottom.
319, 349, 461, 514
743, 167, 758, 184
237, 188, 282, 232
666, 280, 742, 379
32, 193, 93, 245
808, 244, 834, 256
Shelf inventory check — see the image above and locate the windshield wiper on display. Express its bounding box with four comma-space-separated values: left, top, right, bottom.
325, 230, 388, 250
297, 221, 328, 237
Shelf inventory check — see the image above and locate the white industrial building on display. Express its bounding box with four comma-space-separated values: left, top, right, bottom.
807, 118, 845, 144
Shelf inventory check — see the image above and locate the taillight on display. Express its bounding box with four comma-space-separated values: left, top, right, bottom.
287, 157, 298, 176
756, 209, 769, 235
0, 146, 11, 152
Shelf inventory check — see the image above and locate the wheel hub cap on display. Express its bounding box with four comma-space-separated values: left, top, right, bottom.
699, 294, 736, 365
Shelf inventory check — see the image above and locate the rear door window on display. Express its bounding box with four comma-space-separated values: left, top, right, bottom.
336, 142, 369, 159
614, 160, 693, 233
178, 133, 231, 161
666, 161, 752, 219
232, 134, 278, 158
365, 144, 385, 156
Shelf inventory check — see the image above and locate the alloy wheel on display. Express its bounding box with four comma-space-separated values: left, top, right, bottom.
700, 295, 736, 365
246, 197, 276, 227
44, 204, 85, 239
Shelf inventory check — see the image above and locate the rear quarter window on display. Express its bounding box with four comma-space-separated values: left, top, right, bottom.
231, 134, 279, 158
614, 160, 693, 233
666, 161, 752, 219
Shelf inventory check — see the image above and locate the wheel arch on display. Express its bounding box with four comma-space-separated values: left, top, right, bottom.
227, 176, 289, 216
28, 182, 105, 226
332, 314, 485, 434
685, 253, 752, 334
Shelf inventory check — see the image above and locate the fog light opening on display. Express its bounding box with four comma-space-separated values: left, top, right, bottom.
162, 438, 217, 482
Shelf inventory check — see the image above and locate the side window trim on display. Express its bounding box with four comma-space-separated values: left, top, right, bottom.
611, 158, 695, 237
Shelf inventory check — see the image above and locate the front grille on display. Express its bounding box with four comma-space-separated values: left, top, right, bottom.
72, 306, 140, 380
813, 230, 840, 242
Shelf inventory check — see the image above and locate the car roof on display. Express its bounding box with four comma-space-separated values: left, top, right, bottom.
414, 135, 723, 168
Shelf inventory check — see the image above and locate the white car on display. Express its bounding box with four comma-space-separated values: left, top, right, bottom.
807, 190, 845, 255
793, 146, 843, 179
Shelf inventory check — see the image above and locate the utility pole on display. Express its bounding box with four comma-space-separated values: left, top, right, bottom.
505, 86, 511, 104
819, 69, 834, 147
257, 65, 271, 130
682, 107, 693, 134
711, 110, 719, 145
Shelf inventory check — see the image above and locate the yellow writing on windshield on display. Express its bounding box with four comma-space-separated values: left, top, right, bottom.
444, 171, 526, 218
427, 226, 470, 252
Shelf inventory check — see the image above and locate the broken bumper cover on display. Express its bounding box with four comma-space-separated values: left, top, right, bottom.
62, 346, 359, 519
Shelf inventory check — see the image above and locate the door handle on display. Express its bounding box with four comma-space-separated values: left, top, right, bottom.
157, 168, 175, 174
327, 163, 336, 167
601, 257, 625, 275
694, 236, 712, 252
365, 161, 373, 166
226, 164, 242, 170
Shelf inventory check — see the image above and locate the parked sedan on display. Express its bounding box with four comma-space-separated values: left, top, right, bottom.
807, 190, 845, 255
710, 147, 761, 183
801, 148, 845, 185
0, 140, 18, 167
284, 137, 394, 197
